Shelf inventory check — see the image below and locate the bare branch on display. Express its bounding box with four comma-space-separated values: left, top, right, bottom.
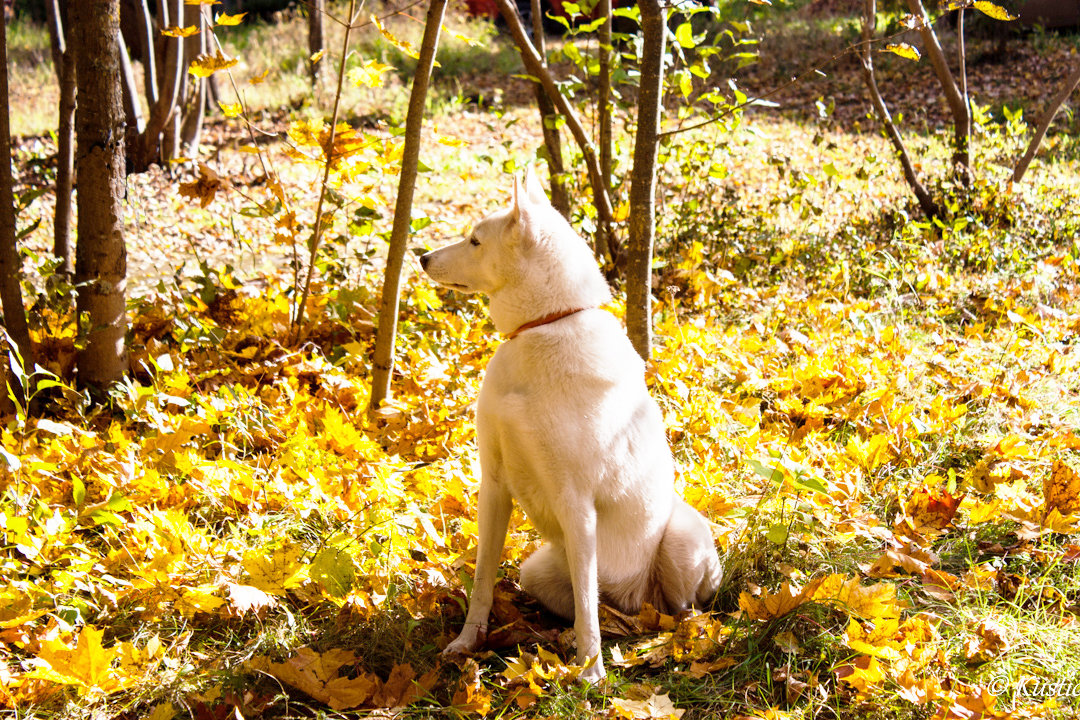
1013, 60, 1080, 184
861, 0, 939, 219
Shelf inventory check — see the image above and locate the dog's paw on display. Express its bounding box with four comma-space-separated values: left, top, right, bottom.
578, 657, 606, 685
441, 625, 486, 657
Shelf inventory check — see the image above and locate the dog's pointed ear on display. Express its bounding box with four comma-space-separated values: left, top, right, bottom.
523, 165, 549, 206
511, 171, 526, 223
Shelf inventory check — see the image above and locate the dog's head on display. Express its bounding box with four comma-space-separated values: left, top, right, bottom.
420, 168, 611, 332
419, 169, 549, 294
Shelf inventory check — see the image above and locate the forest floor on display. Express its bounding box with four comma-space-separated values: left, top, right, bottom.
4, 3, 1080, 720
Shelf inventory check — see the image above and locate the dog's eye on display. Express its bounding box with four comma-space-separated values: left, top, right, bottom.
469, 237, 480, 247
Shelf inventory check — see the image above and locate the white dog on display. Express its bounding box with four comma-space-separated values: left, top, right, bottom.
421, 169, 721, 682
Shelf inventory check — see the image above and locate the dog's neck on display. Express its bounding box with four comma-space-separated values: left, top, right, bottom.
505, 307, 591, 340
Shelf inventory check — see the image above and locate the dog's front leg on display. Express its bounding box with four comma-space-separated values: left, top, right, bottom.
443, 478, 512, 655
563, 505, 605, 683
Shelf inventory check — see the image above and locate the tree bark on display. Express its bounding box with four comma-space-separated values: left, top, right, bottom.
134, 0, 184, 170
1013, 60, 1080, 184
117, 30, 146, 135
0, 10, 34, 387
72, 0, 129, 389
625, 0, 665, 361
308, 0, 325, 87
179, 1, 207, 156
861, 0, 939, 219
493, 0, 617, 266
46, 0, 75, 274
530, 0, 569, 217
595, 0, 614, 265
903, 0, 970, 177
369, 0, 448, 410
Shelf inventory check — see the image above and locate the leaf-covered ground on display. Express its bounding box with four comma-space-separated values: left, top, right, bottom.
4, 4, 1080, 720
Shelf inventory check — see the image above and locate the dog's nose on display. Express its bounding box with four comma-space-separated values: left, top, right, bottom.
420, 253, 430, 270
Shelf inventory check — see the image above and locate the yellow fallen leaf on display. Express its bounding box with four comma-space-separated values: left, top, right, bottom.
31, 625, 130, 694
243, 542, 308, 595
1044, 458, 1080, 516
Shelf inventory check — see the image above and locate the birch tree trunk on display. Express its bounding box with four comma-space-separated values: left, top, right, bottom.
370, 0, 448, 410
72, 0, 129, 389
625, 0, 666, 361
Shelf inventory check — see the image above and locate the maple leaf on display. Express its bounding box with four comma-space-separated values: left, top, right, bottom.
30, 626, 130, 694
1043, 458, 1080, 516
178, 163, 224, 208
242, 543, 308, 595
834, 655, 885, 694
214, 11, 246, 25
226, 583, 277, 615
348, 59, 394, 89
188, 50, 238, 78
309, 546, 358, 598
739, 578, 823, 620
217, 102, 242, 118
963, 618, 1009, 663
903, 487, 963, 534
450, 658, 492, 716
176, 585, 226, 618
161, 25, 199, 38
372, 663, 437, 709
249, 647, 377, 710
372, 15, 421, 60
610, 692, 685, 719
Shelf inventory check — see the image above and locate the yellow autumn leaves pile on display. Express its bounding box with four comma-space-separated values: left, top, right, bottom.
1, 232, 1077, 718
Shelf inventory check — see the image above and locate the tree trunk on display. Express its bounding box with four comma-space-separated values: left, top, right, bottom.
308, 0, 325, 87
72, 0, 129, 389
861, 0, 939, 219
0, 10, 34, 390
179, 1, 207, 156
596, 0, 613, 261
903, 0, 970, 177
117, 29, 146, 135
625, 0, 665, 361
493, 0, 617, 266
530, 0, 568, 217
370, 0, 448, 410
134, 0, 184, 171
1013, 60, 1080, 184
47, 0, 75, 274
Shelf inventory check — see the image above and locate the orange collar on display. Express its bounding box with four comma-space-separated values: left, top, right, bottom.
505, 307, 590, 340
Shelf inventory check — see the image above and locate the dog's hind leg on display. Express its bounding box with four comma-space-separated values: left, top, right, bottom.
519, 542, 575, 618
656, 499, 722, 613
